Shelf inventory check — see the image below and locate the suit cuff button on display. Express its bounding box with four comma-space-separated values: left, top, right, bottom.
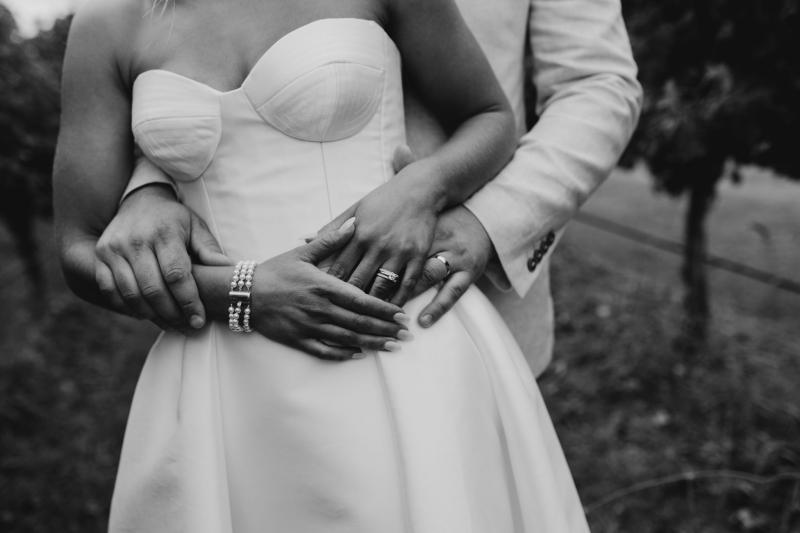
545, 231, 555, 245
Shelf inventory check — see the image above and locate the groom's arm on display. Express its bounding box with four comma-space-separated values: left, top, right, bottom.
415, 0, 642, 325
464, 0, 642, 297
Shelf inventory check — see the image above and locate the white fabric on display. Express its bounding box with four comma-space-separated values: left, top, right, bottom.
120, 0, 641, 377
462, 0, 642, 296
111, 18, 589, 533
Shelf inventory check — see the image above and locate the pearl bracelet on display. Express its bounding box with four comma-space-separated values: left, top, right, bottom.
228, 260, 256, 333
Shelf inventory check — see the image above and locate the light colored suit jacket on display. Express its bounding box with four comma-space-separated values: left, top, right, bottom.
404, 0, 641, 375
124, 0, 641, 377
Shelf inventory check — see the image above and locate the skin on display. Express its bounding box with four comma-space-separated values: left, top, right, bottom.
55, 0, 514, 359
319, 146, 496, 323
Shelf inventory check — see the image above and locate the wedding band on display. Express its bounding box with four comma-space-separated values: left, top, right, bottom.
376, 268, 400, 284
433, 254, 452, 278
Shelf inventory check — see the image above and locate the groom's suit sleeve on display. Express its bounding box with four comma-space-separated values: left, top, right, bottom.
463, 0, 642, 297
120, 156, 179, 202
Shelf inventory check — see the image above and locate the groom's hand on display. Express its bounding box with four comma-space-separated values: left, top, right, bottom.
413, 206, 494, 328
95, 184, 230, 331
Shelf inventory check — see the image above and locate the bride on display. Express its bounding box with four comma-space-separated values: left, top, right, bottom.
54, 0, 589, 531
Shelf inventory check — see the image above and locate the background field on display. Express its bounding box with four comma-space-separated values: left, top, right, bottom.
1, 169, 798, 532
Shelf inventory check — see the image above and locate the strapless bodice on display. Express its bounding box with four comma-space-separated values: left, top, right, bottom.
131, 18, 405, 260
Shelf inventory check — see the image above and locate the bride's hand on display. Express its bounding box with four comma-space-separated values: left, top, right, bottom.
320, 147, 437, 305
325, 166, 439, 306
250, 220, 410, 361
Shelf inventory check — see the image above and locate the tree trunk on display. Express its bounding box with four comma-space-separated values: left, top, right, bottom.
681, 176, 716, 344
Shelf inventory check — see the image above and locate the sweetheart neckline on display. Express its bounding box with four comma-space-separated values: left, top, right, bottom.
133, 17, 388, 95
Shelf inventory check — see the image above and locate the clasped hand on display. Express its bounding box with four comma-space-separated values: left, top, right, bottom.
95, 185, 408, 360
317, 145, 496, 324
322, 158, 440, 306
95, 148, 496, 359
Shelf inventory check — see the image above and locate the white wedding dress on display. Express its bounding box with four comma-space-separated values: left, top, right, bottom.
110, 18, 589, 533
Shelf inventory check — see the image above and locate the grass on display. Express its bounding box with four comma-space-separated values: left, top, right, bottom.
0, 212, 798, 532
543, 238, 800, 532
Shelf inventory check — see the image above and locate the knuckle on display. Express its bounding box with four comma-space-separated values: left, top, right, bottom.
103, 239, 127, 257
349, 275, 367, 289
420, 268, 437, 284
366, 338, 384, 349
97, 283, 116, 298
401, 277, 418, 291
339, 330, 357, 344
94, 238, 111, 256
317, 347, 339, 361
327, 265, 344, 279
119, 289, 139, 303
309, 284, 326, 297
355, 229, 374, 243
369, 280, 388, 294
177, 297, 197, 312
140, 284, 163, 299
306, 303, 326, 320
154, 224, 175, 242
163, 265, 190, 285
353, 315, 370, 330
129, 236, 148, 251
450, 283, 467, 297
349, 294, 365, 309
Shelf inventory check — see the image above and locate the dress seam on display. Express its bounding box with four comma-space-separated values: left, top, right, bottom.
319, 143, 335, 219
379, 34, 389, 183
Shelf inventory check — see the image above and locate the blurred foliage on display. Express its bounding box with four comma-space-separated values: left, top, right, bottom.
622, 0, 800, 185
619, 0, 800, 338
0, 5, 68, 216
545, 244, 800, 533
0, 6, 70, 282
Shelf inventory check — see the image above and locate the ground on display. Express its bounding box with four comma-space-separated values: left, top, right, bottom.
1, 169, 798, 532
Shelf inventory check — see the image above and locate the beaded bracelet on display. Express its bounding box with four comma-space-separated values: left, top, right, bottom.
228, 260, 256, 333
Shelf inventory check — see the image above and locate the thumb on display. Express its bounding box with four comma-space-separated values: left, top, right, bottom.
392, 144, 416, 174
302, 217, 356, 263
189, 213, 231, 266
316, 204, 358, 239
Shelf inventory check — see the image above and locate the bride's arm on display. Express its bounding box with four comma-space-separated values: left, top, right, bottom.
388, 0, 517, 208
55, 3, 407, 358
325, 0, 516, 304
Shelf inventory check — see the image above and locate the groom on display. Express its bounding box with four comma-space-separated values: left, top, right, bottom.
98, 0, 641, 376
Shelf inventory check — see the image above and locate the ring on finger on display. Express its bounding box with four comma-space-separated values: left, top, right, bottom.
432, 254, 452, 278
376, 267, 401, 284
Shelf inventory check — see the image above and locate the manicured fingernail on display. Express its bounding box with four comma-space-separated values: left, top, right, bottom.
340, 217, 356, 231
419, 314, 433, 328
383, 341, 402, 352
351, 351, 367, 360
394, 312, 410, 325
190, 315, 205, 329
397, 330, 414, 342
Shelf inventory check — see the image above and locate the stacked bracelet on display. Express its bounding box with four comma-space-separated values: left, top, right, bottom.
228, 260, 256, 333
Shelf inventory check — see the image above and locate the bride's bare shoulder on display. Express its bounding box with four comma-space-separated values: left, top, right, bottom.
70, 0, 152, 36
66, 0, 151, 85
